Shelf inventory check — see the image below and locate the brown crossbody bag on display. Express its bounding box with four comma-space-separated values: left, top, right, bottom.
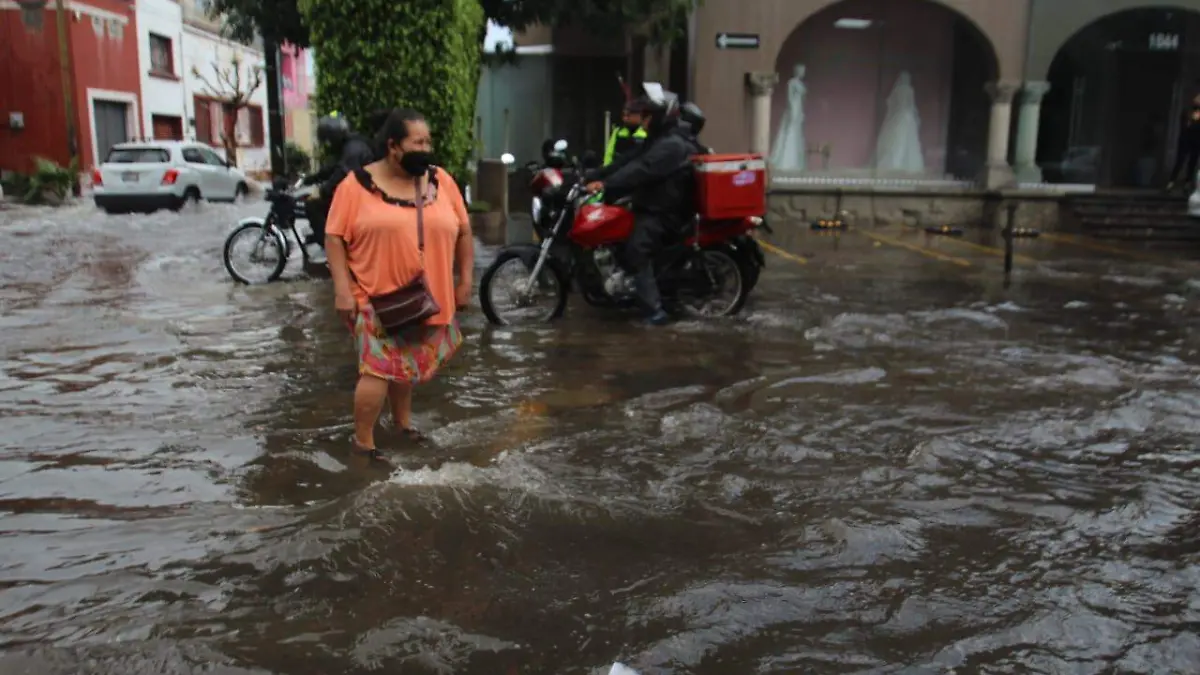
367, 175, 441, 336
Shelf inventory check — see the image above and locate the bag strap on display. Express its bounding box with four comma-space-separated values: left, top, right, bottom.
414, 174, 425, 262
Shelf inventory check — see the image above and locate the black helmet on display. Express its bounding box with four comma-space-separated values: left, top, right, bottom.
316, 113, 350, 147
679, 102, 706, 136
637, 82, 680, 133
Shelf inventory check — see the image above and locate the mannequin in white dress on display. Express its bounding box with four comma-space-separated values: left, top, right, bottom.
770, 64, 807, 171
874, 71, 926, 173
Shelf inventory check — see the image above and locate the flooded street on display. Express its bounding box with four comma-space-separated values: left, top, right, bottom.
2, 201, 1200, 674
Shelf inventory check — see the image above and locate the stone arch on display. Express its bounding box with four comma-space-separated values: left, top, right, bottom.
772, 0, 1005, 80
769, 0, 1001, 179
1034, 5, 1200, 187
1028, 1, 1200, 80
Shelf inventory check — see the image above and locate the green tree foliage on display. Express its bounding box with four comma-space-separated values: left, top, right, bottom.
209, 0, 700, 51
480, 0, 699, 45
206, 0, 310, 46
300, 0, 484, 179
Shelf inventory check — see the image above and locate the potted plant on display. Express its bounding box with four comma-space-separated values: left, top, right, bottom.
24, 157, 77, 205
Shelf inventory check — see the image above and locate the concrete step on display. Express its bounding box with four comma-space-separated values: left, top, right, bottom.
1067, 193, 1186, 207
1078, 215, 1197, 229
1072, 208, 1188, 221
1088, 230, 1200, 243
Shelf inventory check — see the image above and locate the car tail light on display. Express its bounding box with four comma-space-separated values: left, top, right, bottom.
91, 168, 102, 186
161, 169, 179, 185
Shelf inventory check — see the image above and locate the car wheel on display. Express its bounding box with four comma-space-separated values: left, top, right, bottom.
172, 187, 201, 212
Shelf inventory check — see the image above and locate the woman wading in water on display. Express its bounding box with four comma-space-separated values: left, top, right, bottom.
325, 108, 473, 455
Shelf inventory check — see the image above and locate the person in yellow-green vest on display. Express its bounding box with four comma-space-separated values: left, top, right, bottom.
603, 99, 650, 166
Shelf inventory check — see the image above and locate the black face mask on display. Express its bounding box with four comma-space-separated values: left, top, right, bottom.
623, 121, 642, 132
398, 150, 433, 176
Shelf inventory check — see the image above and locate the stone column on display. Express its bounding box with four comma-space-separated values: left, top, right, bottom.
1013, 81, 1051, 184
745, 72, 779, 156
979, 81, 1019, 189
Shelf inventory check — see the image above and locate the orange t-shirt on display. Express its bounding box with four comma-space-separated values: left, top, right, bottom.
325, 167, 468, 325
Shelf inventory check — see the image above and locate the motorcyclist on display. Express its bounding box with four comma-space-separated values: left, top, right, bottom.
302, 112, 377, 255
678, 102, 713, 155
585, 83, 693, 326
604, 99, 650, 166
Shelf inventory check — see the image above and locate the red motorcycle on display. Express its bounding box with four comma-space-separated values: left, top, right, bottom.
479, 150, 769, 325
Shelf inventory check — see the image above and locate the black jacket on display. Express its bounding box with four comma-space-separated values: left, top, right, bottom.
592, 123, 694, 219
680, 123, 712, 155
310, 134, 377, 202
1181, 107, 1200, 147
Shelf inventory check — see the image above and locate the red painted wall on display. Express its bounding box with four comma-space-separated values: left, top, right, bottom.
0, 10, 70, 172
0, 2, 140, 175
69, 0, 142, 170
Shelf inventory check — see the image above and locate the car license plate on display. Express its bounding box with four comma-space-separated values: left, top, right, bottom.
121, 171, 138, 182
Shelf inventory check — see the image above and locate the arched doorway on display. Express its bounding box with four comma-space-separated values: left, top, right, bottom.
770, 0, 999, 181
1037, 7, 1200, 188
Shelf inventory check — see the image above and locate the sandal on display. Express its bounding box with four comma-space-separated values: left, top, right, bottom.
351, 437, 380, 456
398, 426, 427, 443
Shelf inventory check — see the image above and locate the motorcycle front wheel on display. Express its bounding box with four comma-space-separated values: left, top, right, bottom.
479, 249, 569, 325
223, 222, 287, 284
674, 247, 749, 318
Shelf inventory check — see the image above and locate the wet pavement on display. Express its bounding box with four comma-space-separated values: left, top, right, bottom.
1, 200, 1200, 674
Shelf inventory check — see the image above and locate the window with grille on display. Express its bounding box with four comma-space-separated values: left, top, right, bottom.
149, 34, 173, 76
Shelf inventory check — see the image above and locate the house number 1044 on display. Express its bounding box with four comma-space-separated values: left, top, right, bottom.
1149, 33, 1179, 50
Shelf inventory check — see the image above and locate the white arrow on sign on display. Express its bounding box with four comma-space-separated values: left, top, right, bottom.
717, 33, 758, 49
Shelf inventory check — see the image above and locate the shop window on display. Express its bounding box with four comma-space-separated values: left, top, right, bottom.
769, 0, 998, 182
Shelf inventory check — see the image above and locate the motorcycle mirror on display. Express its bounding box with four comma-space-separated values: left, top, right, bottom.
500, 153, 515, 165
553, 139, 568, 153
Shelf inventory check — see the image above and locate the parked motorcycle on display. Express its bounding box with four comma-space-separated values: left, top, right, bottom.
478, 150, 769, 325
222, 175, 320, 284
526, 138, 579, 225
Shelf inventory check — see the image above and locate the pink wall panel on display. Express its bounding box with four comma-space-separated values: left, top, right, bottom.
773, 0, 955, 171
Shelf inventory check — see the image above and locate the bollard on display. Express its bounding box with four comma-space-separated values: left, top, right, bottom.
1003, 202, 1017, 277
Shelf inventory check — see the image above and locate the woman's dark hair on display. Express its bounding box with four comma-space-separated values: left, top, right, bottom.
373, 107, 426, 152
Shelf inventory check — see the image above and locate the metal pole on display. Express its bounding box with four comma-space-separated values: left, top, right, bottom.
263, 38, 287, 181
1003, 202, 1016, 276
503, 107, 510, 155
54, 0, 80, 193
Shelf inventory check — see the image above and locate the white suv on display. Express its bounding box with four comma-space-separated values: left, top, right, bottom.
92, 141, 250, 214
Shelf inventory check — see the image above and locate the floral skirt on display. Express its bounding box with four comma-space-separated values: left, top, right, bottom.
353, 305, 463, 384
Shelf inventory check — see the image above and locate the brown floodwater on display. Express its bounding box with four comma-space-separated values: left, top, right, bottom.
1, 201, 1199, 674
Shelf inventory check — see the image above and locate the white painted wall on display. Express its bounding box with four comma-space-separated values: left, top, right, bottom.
180, 24, 270, 172
136, 0, 186, 136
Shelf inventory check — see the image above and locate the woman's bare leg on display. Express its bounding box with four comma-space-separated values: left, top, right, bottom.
353, 374, 389, 449
387, 381, 414, 430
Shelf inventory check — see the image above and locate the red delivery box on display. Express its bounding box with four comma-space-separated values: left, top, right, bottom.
692, 153, 767, 220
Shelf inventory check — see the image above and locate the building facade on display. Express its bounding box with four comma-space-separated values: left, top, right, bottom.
0, 0, 141, 174
280, 42, 314, 156
179, 0, 269, 173
686, 0, 1200, 196
136, 0, 186, 141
